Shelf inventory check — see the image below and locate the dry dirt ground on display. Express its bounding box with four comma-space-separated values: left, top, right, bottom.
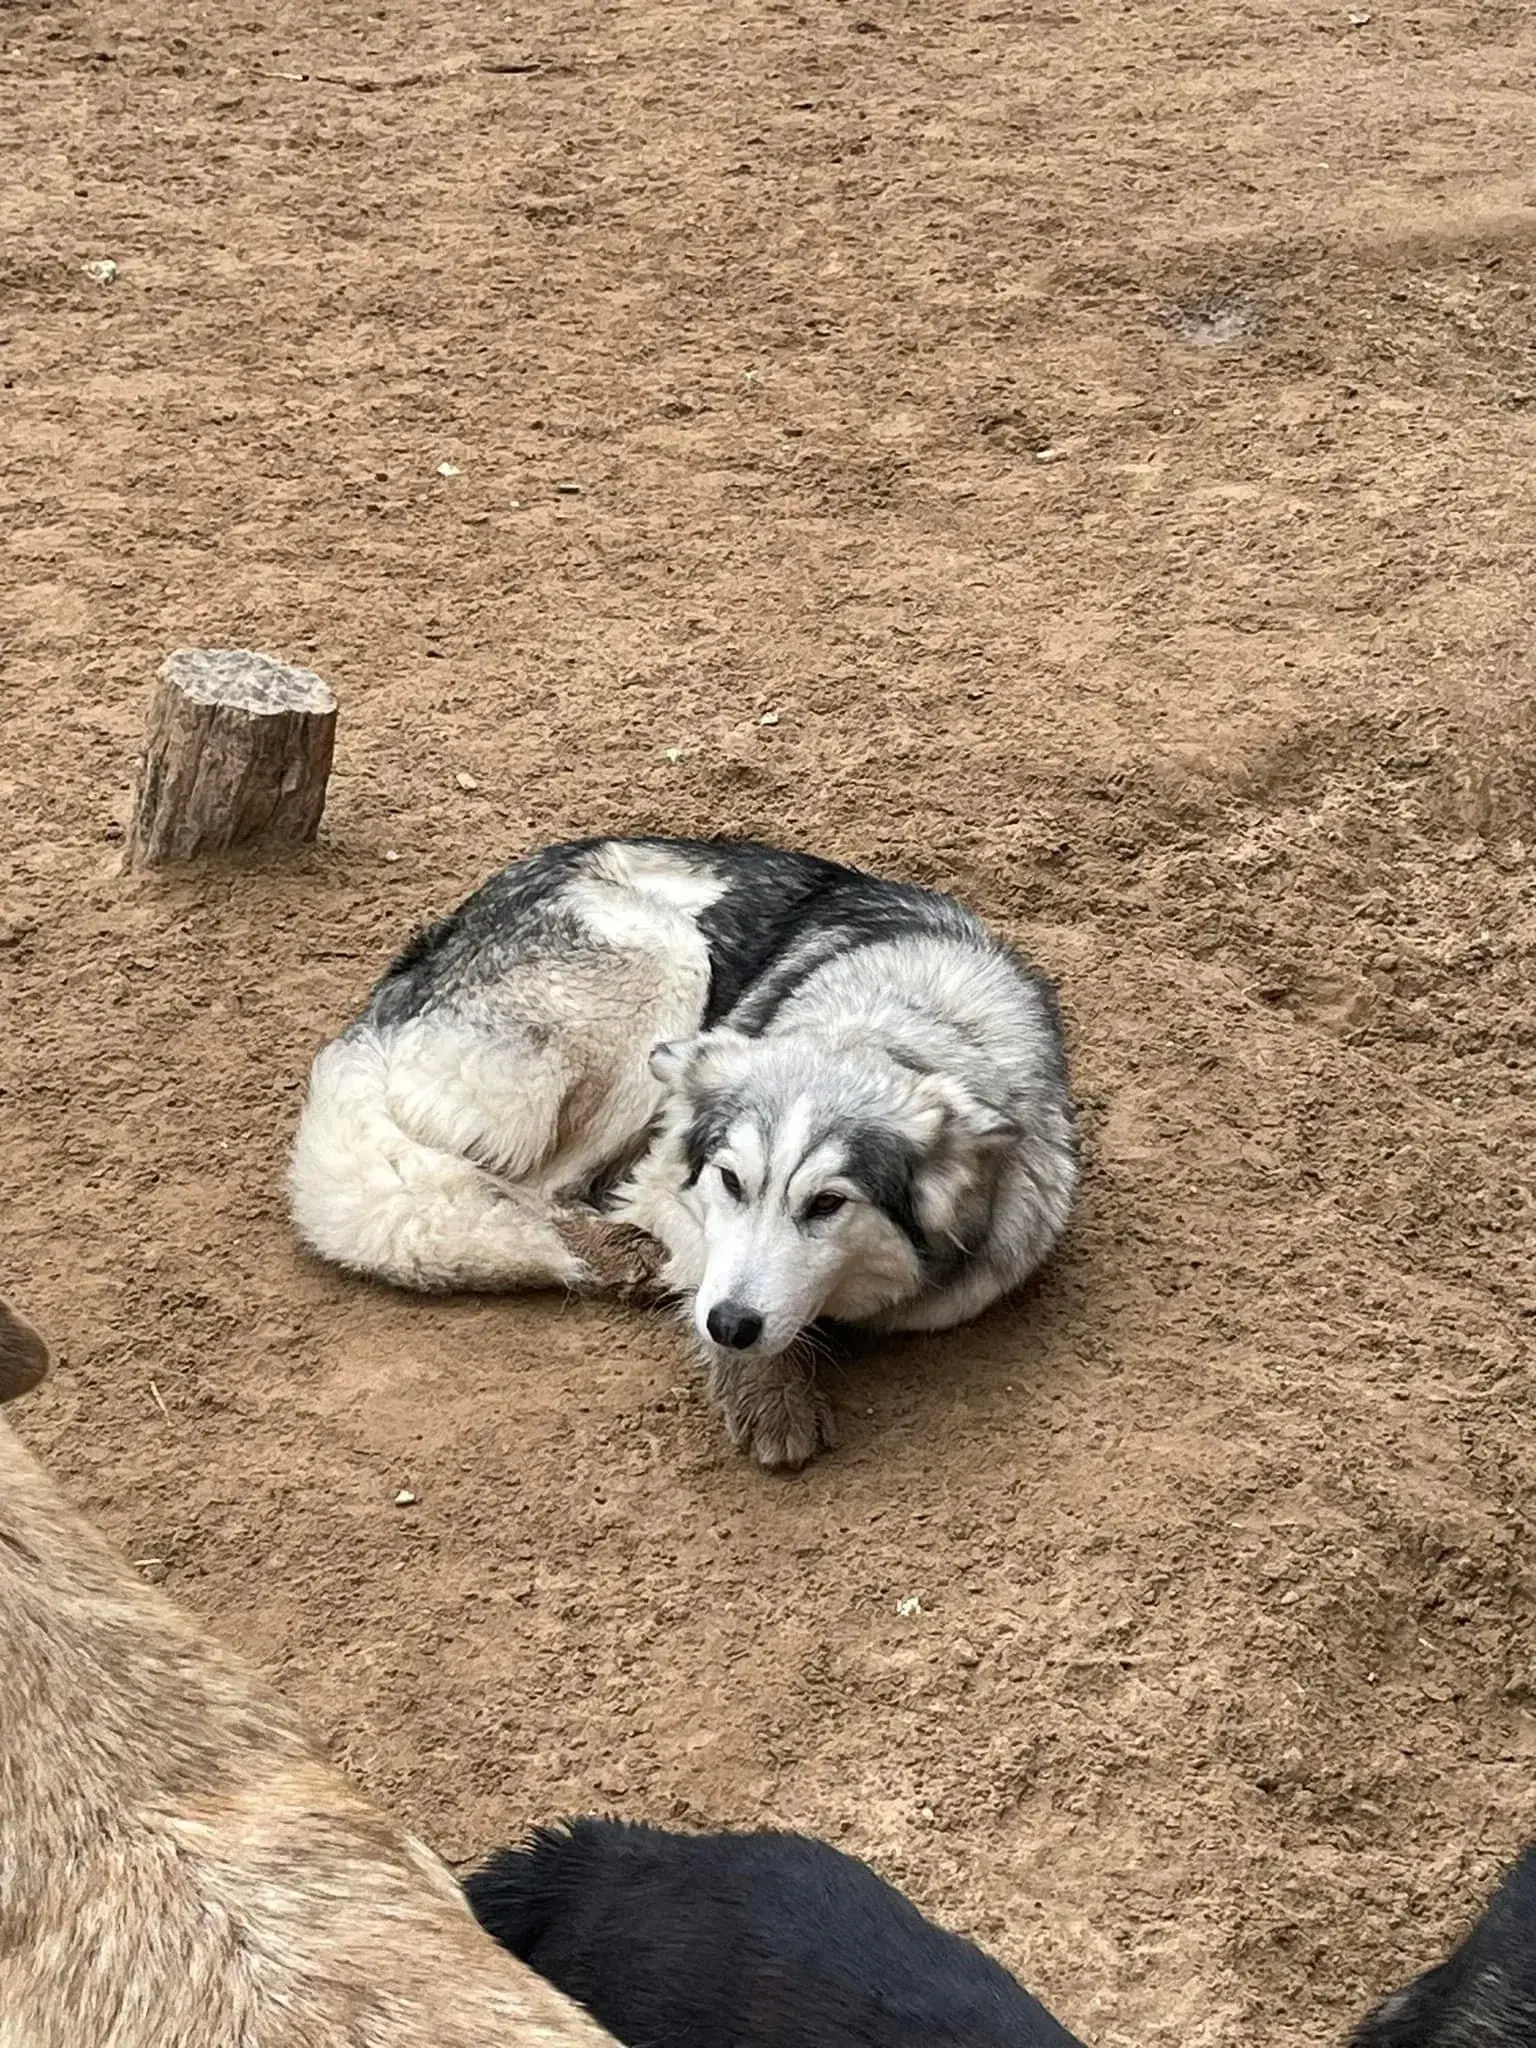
3, 1, 1534, 2041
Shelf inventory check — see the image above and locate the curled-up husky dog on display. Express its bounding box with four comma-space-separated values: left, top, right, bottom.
290, 836, 1077, 1468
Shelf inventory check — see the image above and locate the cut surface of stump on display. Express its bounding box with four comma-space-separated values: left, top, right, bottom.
126, 649, 338, 868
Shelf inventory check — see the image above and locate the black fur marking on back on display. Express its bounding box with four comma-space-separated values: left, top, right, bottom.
355, 834, 1041, 1054
551, 834, 992, 1034
362, 839, 613, 1028
708, 885, 986, 1037
382, 914, 457, 983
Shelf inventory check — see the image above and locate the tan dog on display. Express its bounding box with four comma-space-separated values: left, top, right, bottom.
0, 1296, 620, 2048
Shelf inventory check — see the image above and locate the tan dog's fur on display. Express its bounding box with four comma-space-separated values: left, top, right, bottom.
0, 1297, 619, 2048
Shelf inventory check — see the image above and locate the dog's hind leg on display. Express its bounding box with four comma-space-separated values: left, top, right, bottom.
290, 1024, 602, 1293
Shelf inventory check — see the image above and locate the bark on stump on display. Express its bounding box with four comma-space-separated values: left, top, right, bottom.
125, 649, 337, 868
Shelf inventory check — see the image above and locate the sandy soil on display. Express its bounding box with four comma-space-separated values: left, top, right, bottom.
2, 1, 1534, 2041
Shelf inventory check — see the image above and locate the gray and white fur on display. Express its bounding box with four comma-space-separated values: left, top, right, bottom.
289, 836, 1077, 1467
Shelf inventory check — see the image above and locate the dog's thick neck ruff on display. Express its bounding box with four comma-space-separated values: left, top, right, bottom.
289, 835, 1078, 1466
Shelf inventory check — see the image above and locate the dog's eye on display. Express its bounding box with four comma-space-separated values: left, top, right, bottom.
718, 1166, 744, 1201
804, 1191, 847, 1221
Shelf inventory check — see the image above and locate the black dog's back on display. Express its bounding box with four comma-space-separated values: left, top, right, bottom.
465, 1817, 1088, 2048
1353, 1845, 1536, 2048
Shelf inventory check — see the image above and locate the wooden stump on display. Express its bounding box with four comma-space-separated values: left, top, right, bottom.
125, 649, 338, 868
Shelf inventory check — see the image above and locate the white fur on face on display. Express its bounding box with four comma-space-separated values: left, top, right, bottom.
689, 1100, 922, 1356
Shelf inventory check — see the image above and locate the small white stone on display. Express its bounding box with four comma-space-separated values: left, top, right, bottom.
435, 461, 461, 477
454, 770, 479, 791
83, 258, 118, 285
394, 1489, 417, 1507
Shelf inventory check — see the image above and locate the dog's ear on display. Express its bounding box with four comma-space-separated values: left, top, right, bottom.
0, 1298, 53, 1405
911, 1074, 1020, 1151
650, 1028, 749, 1090
649, 1038, 697, 1086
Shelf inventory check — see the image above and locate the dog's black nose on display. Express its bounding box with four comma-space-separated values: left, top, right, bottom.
706, 1301, 764, 1350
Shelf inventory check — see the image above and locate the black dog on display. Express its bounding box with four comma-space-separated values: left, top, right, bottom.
465, 1817, 1088, 2048
1354, 1844, 1536, 2048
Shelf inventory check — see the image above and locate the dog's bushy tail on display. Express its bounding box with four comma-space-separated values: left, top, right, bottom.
288, 1030, 589, 1293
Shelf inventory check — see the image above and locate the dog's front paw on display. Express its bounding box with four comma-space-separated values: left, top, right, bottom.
553, 1213, 669, 1298
714, 1352, 837, 1472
